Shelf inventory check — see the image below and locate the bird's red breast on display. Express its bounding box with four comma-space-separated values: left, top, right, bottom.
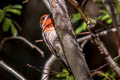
40, 14, 55, 32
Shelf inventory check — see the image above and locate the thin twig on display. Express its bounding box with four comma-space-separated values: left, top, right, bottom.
75, 31, 90, 36
91, 71, 111, 80
27, 63, 68, 75
81, 0, 88, 9
35, 40, 43, 43
67, 0, 88, 22
27, 63, 62, 75
0, 60, 26, 80
77, 26, 117, 43
23, 0, 30, 4
0, 36, 44, 57
12, 20, 22, 31
80, 40, 88, 52
91, 55, 120, 72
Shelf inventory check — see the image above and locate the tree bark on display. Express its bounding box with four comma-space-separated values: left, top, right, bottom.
48, 0, 93, 80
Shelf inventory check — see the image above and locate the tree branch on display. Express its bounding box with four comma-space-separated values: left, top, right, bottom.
91, 55, 120, 72
0, 60, 26, 80
102, 0, 120, 49
0, 36, 44, 57
42, 0, 51, 12
77, 26, 117, 43
91, 71, 111, 80
48, 0, 93, 80
41, 55, 57, 80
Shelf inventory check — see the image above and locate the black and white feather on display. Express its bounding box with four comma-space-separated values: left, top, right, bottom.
40, 15, 71, 72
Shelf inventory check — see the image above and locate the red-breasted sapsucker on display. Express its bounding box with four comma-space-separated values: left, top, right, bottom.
40, 14, 71, 71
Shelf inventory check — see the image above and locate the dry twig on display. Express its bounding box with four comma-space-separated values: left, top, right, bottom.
0, 36, 44, 57
91, 71, 111, 80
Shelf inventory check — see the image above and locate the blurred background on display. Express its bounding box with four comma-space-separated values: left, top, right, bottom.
0, 0, 120, 80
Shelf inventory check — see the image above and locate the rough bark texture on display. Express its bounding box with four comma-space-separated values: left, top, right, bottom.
48, 0, 93, 80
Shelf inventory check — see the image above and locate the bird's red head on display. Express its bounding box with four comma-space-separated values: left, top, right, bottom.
40, 14, 55, 32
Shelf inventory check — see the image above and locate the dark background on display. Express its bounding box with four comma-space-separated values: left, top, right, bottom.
0, 0, 119, 80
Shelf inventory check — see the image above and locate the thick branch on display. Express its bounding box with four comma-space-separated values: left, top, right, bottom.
48, 0, 92, 80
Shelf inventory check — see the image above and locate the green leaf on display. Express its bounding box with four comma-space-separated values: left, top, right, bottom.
10, 22, 18, 36
99, 10, 108, 14
56, 68, 74, 80
75, 22, 87, 34
2, 18, 12, 32
98, 9, 112, 24
63, 69, 68, 73
3, 5, 11, 11
106, 19, 112, 24
0, 15, 4, 23
0, 9, 5, 23
116, 1, 120, 14
6, 8, 21, 15
56, 73, 66, 78
71, 13, 81, 24
100, 14, 110, 21
11, 5, 22, 9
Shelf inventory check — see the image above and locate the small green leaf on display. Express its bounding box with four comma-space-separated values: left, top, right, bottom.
98, 9, 112, 24
11, 5, 22, 9
63, 69, 68, 73
3, 5, 11, 11
99, 10, 108, 14
0, 9, 5, 23
56, 68, 74, 80
0, 9, 4, 14
71, 13, 81, 24
2, 18, 12, 32
56, 73, 66, 78
106, 19, 112, 24
0, 15, 4, 23
6, 8, 21, 15
10, 22, 18, 36
116, 2, 120, 14
100, 14, 110, 21
75, 22, 87, 34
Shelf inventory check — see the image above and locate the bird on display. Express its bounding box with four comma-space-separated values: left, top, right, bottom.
40, 14, 71, 72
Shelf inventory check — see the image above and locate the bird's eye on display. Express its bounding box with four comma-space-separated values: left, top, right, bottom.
41, 16, 46, 20
40, 16, 46, 24
40, 15, 49, 25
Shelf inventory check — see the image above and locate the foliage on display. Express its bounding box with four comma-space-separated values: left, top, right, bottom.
114, 0, 120, 14
56, 69, 74, 80
98, 69, 116, 80
103, 70, 115, 80
0, 4, 22, 36
98, 10, 112, 24
55, 68, 116, 80
71, 10, 112, 34
71, 13, 87, 34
